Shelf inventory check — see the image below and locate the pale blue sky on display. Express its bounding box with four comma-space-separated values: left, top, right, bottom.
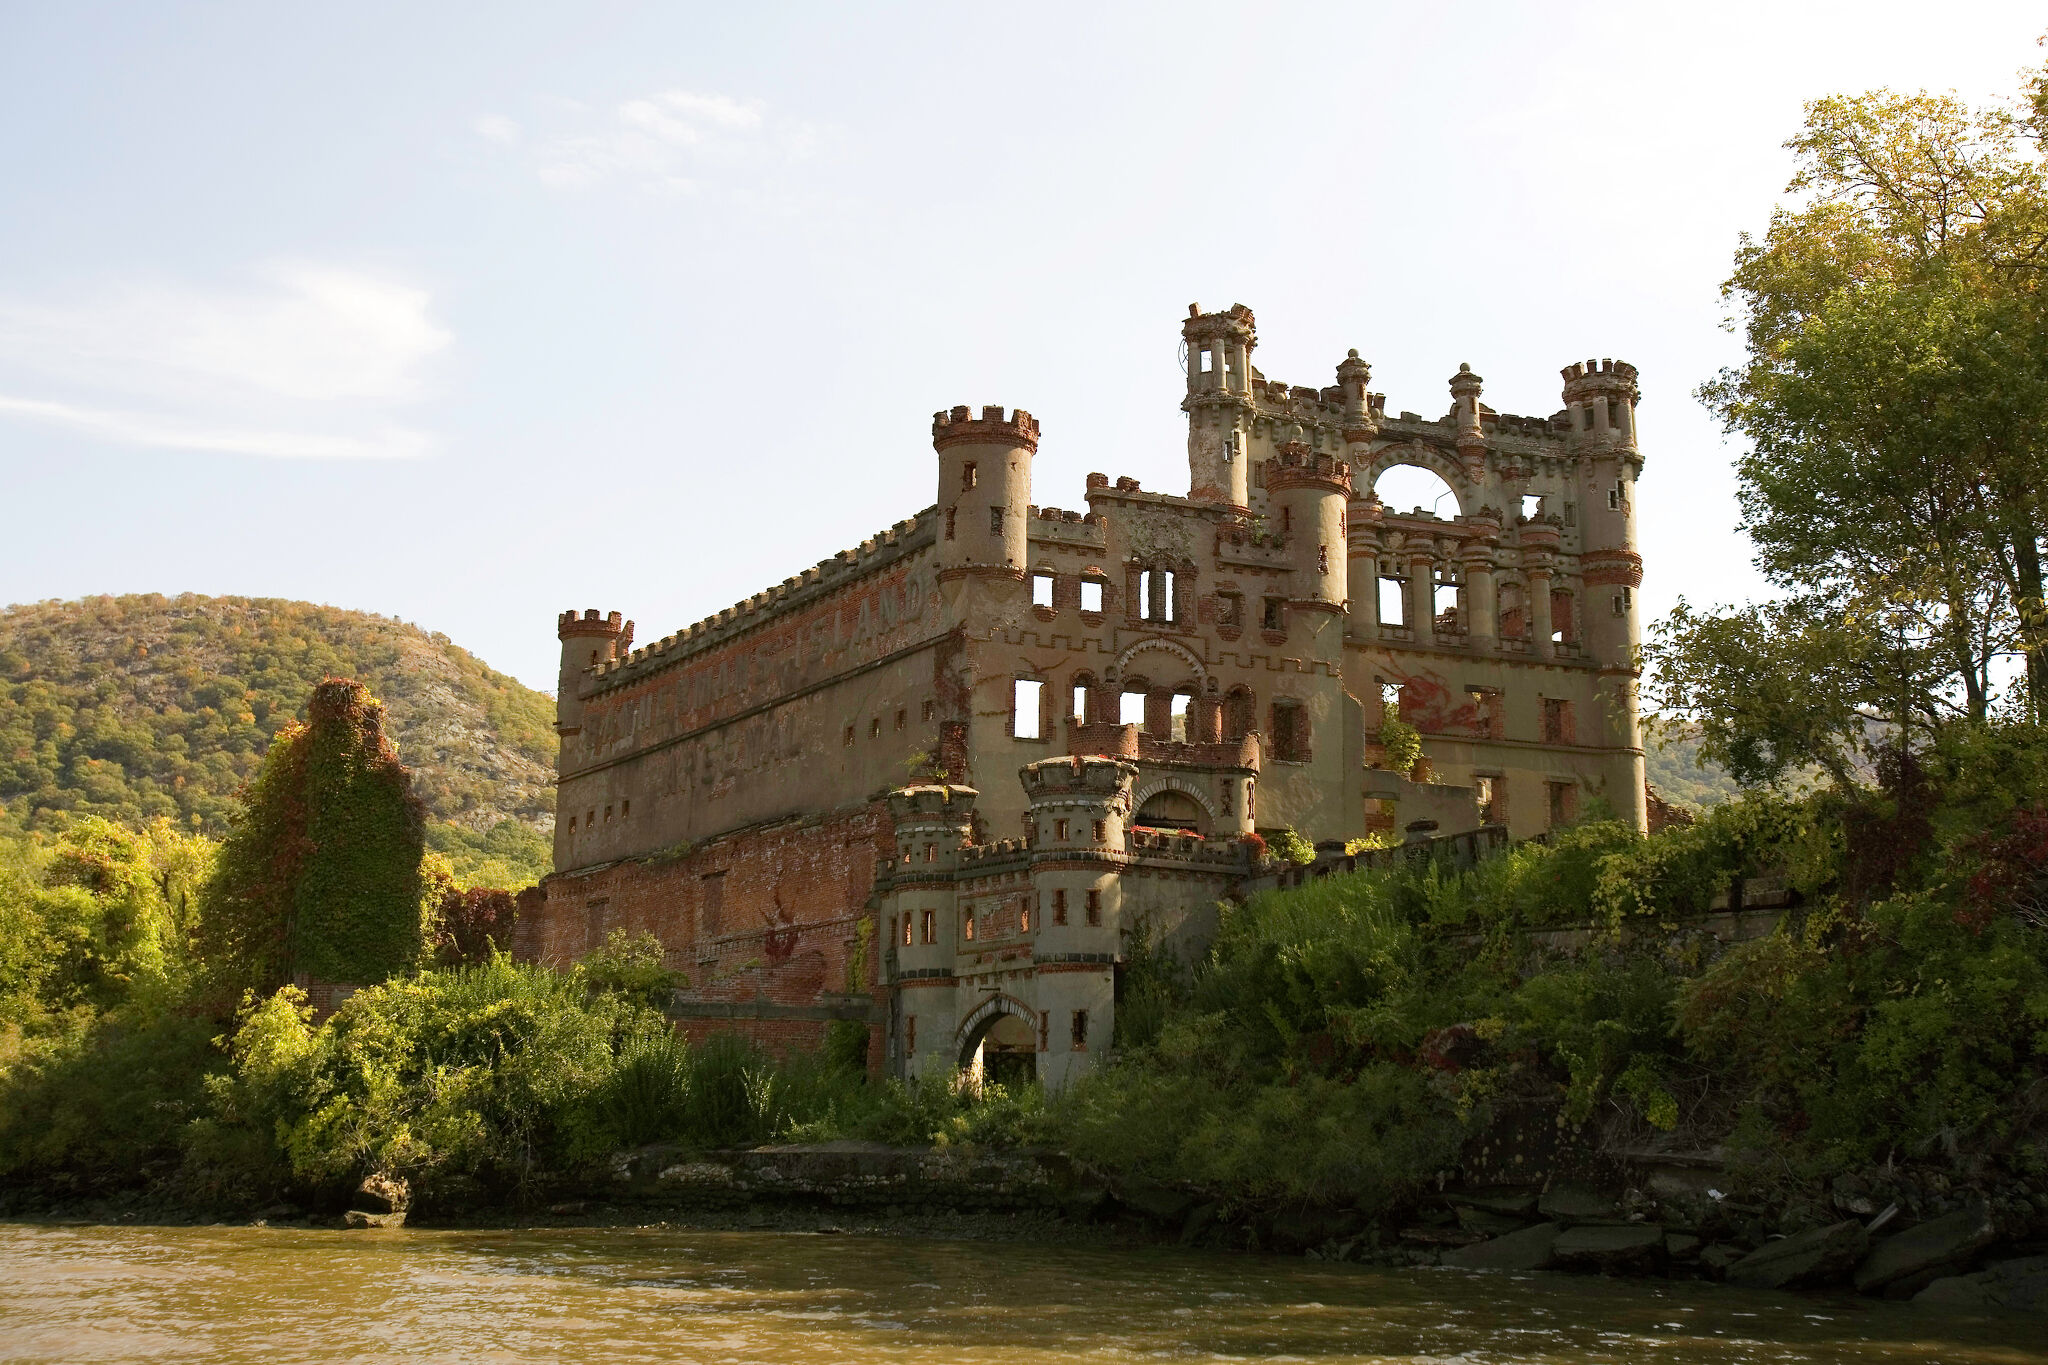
2, 2, 2041, 690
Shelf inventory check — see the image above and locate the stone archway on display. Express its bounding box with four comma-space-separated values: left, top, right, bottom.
956, 994, 1039, 1089
1366, 443, 1474, 517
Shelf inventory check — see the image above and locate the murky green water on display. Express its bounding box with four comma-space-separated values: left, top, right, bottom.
0, 1223, 2038, 1364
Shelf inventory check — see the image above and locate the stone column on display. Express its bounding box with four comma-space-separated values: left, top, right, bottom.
1409, 551, 1436, 647
1463, 550, 1497, 652
1528, 564, 1555, 660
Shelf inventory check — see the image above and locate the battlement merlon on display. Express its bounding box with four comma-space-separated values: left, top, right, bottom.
558, 608, 629, 642
1560, 358, 1643, 458
931, 405, 1040, 452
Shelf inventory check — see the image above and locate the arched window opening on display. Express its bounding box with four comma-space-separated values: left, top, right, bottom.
1373, 464, 1458, 519
1223, 686, 1256, 740
1069, 672, 1095, 725
1168, 691, 1192, 742
1134, 789, 1207, 834
1551, 590, 1576, 645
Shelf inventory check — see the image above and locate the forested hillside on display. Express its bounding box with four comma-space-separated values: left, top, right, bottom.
0, 595, 556, 885
1644, 726, 1743, 809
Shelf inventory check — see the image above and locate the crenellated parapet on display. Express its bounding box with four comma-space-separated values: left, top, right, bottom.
1263, 444, 1352, 497
559, 608, 630, 643
932, 404, 1040, 453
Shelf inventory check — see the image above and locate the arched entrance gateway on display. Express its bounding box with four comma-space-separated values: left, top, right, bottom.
956, 996, 1039, 1089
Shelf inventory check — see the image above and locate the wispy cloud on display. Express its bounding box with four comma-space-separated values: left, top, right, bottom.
0, 395, 429, 460
479, 87, 822, 195
0, 263, 448, 459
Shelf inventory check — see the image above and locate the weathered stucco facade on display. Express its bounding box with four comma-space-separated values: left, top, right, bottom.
523, 303, 1648, 1087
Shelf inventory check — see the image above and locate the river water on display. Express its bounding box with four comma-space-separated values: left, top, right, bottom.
0, 1223, 2038, 1364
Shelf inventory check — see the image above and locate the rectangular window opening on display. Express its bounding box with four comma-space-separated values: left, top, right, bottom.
1521, 494, 1543, 520
895, 708, 906, 731
1031, 573, 1055, 608
1071, 682, 1088, 723
1377, 578, 1405, 626
1263, 596, 1286, 631
1079, 579, 1104, 613
1169, 693, 1191, 743
920, 909, 935, 944
962, 461, 977, 490
990, 506, 1004, 536
1013, 678, 1045, 739
1053, 888, 1068, 924
1119, 690, 1147, 726
1219, 592, 1243, 628
1072, 1009, 1089, 1048
1085, 889, 1101, 925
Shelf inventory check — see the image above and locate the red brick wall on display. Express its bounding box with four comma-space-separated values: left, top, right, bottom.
522, 801, 892, 1027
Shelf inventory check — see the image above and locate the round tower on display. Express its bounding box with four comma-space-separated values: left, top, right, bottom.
1181, 303, 1257, 510
1266, 440, 1352, 613
933, 405, 1038, 582
1561, 359, 1643, 674
555, 608, 630, 739
1562, 357, 1646, 832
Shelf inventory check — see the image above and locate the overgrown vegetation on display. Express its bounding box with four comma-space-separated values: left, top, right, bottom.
198, 680, 426, 998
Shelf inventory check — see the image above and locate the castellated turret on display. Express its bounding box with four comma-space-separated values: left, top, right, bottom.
885, 783, 979, 971
555, 608, 630, 737
1182, 303, 1257, 509
1561, 359, 1644, 675
933, 405, 1038, 582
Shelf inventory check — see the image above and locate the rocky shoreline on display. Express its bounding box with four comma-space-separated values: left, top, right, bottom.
7, 1141, 2045, 1312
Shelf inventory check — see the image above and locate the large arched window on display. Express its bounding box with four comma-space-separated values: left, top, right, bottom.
1372, 464, 1459, 519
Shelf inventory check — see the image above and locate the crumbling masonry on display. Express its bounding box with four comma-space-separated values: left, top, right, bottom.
520, 304, 1647, 1089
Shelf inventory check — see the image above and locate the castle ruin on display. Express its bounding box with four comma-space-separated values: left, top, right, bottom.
521, 303, 1647, 1088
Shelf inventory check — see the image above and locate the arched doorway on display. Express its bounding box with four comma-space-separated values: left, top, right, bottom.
960, 1008, 1037, 1089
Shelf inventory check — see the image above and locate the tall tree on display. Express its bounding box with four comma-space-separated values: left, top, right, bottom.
199, 679, 425, 994
1655, 56, 2048, 779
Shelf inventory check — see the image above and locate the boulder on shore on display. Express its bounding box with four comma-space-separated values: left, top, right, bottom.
354, 1173, 410, 1215
1914, 1256, 2048, 1313
1854, 1203, 1999, 1295
1725, 1220, 1868, 1290
1550, 1224, 1666, 1274
1442, 1222, 1563, 1271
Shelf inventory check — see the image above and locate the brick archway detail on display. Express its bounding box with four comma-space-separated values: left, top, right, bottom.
1131, 774, 1216, 821
1113, 636, 1207, 688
